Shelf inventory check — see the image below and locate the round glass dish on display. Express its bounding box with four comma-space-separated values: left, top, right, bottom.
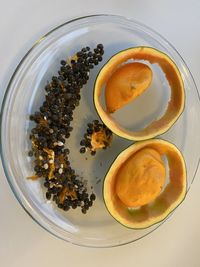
1, 15, 200, 248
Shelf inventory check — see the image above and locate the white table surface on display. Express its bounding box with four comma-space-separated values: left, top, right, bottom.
1, 1, 200, 266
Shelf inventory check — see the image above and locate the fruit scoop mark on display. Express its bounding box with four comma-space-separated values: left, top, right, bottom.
115, 148, 166, 207
105, 62, 152, 113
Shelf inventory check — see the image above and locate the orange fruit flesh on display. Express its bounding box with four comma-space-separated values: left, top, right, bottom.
90, 129, 112, 150
115, 148, 166, 207
91, 131, 107, 149
105, 62, 152, 113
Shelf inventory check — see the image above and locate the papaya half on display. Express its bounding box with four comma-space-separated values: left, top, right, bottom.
94, 46, 185, 141
103, 139, 187, 229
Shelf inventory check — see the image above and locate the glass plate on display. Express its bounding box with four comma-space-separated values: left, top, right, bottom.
1, 15, 200, 248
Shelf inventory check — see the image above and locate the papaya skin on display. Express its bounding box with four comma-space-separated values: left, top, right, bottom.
116, 148, 166, 207
105, 62, 152, 113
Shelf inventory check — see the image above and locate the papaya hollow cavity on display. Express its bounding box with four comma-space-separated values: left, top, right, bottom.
116, 148, 166, 207
94, 47, 185, 141
103, 139, 187, 229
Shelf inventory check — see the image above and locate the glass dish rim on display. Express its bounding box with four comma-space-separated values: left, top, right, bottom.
0, 14, 200, 248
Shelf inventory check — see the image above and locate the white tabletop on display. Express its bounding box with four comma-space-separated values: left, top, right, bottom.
1, 1, 200, 266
